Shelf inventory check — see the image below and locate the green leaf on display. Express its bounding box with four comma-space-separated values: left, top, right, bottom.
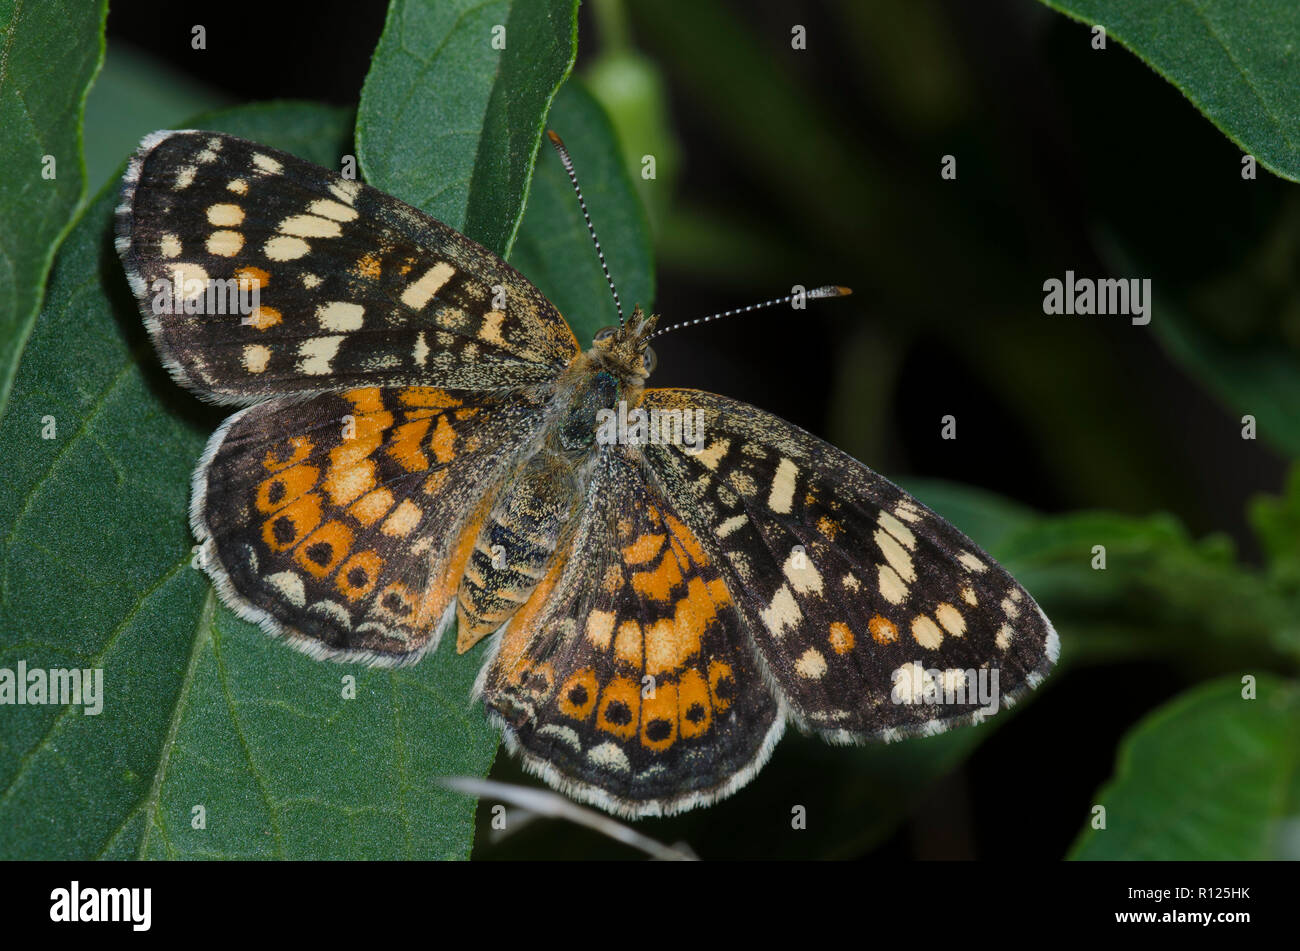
510, 78, 655, 345
1250, 465, 1300, 587
0, 102, 492, 860
1070, 675, 1300, 859
356, 0, 579, 257
81, 42, 230, 196
0, 0, 107, 419
1036, 0, 1300, 182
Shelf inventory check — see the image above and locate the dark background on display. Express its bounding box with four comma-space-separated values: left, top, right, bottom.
105, 0, 1292, 859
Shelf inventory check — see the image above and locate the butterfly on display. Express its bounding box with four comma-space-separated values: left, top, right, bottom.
115, 129, 1058, 819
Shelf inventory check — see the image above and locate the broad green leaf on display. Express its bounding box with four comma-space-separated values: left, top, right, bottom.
0, 102, 492, 861
0, 0, 107, 419
510, 78, 655, 345
1070, 675, 1300, 859
356, 0, 579, 257
1037, 0, 1300, 181
81, 42, 230, 195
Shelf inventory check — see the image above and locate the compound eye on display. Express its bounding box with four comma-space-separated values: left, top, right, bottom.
594, 326, 618, 343
641, 346, 657, 374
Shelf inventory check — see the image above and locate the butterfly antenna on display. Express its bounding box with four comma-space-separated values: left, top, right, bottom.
547, 130, 624, 327
649, 285, 852, 340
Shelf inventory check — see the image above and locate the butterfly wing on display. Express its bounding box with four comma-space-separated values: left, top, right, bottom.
477, 447, 782, 818
196, 385, 549, 664
116, 130, 579, 404
638, 389, 1059, 742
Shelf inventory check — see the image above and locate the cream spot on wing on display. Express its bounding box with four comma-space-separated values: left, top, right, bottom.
413, 331, 428, 366
1002, 597, 1020, 619
195, 148, 218, 163
878, 511, 917, 550
400, 262, 455, 310
252, 152, 283, 174
381, 499, 423, 537
935, 602, 966, 637
279, 214, 341, 239
206, 230, 243, 257
316, 301, 365, 332
296, 335, 343, 375
759, 584, 801, 637
614, 621, 642, 666
265, 236, 310, 261
768, 458, 798, 514
695, 438, 730, 471
1010, 588, 1024, 602
226, 178, 248, 195
174, 166, 197, 189
207, 203, 244, 226
959, 551, 987, 572
302, 273, 321, 289
538, 724, 582, 752
842, 572, 861, 593
587, 742, 631, 773
782, 550, 823, 594
308, 599, 352, 628
878, 564, 908, 604
894, 499, 923, 522
893, 661, 931, 703
159, 233, 182, 258
479, 309, 506, 346
586, 610, 615, 648
795, 648, 828, 680
329, 178, 361, 204
996, 624, 1014, 649
941, 668, 970, 696
961, 585, 978, 606
266, 571, 306, 607
874, 528, 916, 583
309, 198, 359, 222
911, 614, 944, 650
167, 263, 210, 300
716, 513, 748, 538
242, 344, 271, 373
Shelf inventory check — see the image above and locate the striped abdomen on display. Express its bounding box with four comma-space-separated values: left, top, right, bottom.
456, 450, 577, 643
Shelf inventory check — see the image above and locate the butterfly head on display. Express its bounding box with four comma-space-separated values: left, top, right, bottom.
590, 306, 658, 383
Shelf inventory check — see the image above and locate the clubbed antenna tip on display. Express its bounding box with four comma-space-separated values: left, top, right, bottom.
650, 284, 854, 340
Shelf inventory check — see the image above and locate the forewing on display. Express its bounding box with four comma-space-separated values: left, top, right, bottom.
116, 131, 579, 404
196, 385, 548, 664
640, 389, 1059, 741
477, 447, 782, 818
